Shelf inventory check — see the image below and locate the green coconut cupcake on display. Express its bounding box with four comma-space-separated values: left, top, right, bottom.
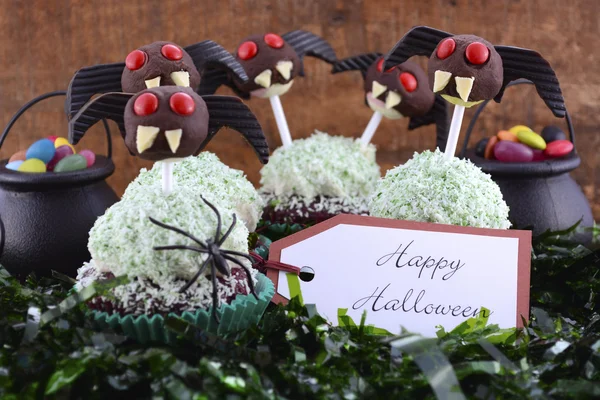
369, 149, 511, 229
259, 131, 381, 224
75, 185, 274, 343
123, 152, 265, 232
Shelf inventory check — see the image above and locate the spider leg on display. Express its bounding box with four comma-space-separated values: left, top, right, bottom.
221, 250, 257, 266
200, 196, 221, 242
154, 245, 209, 253
149, 217, 208, 249
179, 255, 212, 293
222, 254, 259, 300
217, 213, 237, 246
210, 260, 221, 324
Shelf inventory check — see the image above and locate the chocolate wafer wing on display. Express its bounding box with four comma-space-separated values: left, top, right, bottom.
494, 46, 566, 118
331, 53, 382, 78
408, 95, 449, 151
383, 26, 452, 69
201, 95, 269, 163
282, 30, 337, 76
185, 40, 248, 84
68, 92, 132, 145
65, 62, 125, 121
196, 67, 251, 99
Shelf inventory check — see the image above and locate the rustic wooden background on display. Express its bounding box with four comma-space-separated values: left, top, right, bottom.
1, 0, 598, 218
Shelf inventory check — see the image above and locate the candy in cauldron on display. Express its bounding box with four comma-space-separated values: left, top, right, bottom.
460, 81, 593, 243
0, 91, 119, 279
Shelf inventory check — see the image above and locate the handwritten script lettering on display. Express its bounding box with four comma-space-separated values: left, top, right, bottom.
352, 284, 492, 319
376, 241, 465, 281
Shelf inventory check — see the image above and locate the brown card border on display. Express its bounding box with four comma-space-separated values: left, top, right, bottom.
267, 214, 532, 327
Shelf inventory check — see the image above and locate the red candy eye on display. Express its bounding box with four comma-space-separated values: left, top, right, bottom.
465, 42, 489, 65
125, 50, 147, 71
169, 92, 196, 115
376, 58, 384, 72
399, 72, 417, 92
161, 44, 183, 61
264, 33, 284, 48
134, 93, 159, 116
238, 41, 258, 60
436, 38, 456, 60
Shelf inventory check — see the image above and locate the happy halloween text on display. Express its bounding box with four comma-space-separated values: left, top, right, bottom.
351, 240, 492, 318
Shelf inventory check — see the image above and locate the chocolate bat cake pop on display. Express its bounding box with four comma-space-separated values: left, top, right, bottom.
381, 25, 565, 160
68, 86, 269, 163
197, 30, 337, 98
332, 54, 448, 150
65, 40, 248, 122
382, 26, 565, 116
197, 30, 337, 149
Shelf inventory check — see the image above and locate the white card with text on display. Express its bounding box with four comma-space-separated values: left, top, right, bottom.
267, 215, 531, 337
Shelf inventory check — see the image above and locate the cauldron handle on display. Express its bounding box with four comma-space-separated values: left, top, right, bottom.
458, 79, 575, 158
0, 91, 113, 159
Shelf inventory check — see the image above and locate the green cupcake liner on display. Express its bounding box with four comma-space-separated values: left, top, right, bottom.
91, 273, 275, 344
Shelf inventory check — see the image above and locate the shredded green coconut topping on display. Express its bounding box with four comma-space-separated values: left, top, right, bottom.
124, 152, 264, 231
259, 131, 380, 202
88, 185, 250, 282
369, 149, 511, 229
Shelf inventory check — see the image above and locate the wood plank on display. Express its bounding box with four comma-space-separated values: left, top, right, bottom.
0, 0, 598, 219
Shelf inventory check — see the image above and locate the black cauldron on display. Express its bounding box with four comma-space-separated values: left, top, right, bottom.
459, 81, 594, 243
0, 91, 119, 279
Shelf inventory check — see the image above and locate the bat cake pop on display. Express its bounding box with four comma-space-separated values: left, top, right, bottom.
231, 33, 301, 99
69, 86, 269, 163
382, 26, 565, 159
370, 26, 566, 229
65, 40, 248, 123
332, 54, 448, 149
68, 86, 269, 194
198, 30, 337, 148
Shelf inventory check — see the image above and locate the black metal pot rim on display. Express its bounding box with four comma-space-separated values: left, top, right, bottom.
0, 155, 115, 191
465, 150, 581, 178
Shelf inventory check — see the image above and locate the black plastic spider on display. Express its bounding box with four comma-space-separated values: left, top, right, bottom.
149, 196, 258, 323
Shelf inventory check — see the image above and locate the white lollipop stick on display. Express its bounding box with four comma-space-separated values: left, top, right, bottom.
162, 161, 174, 195
360, 111, 383, 147
444, 105, 466, 160
268, 95, 293, 148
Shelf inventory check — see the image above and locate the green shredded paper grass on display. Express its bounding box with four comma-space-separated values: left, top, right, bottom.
1, 222, 600, 399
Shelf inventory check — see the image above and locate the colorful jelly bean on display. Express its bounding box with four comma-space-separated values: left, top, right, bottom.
544, 140, 573, 158
54, 154, 87, 172
541, 126, 566, 143
18, 158, 47, 173
46, 145, 74, 171
5, 160, 24, 170
532, 149, 546, 162
493, 141, 534, 162
475, 138, 489, 157
508, 125, 532, 135
53, 137, 76, 153
78, 149, 96, 167
497, 130, 519, 142
26, 139, 55, 163
517, 130, 546, 150
8, 150, 27, 163
484, 136, 498, 160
